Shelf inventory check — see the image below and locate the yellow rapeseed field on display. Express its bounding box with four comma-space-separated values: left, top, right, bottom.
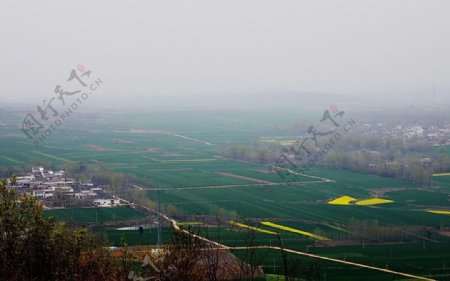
178, 222, 204, 226
260, 139, 297, 146
427, 210, 450, 215
229, 221, 277, 235
279, 140, 297, 146
433, 173, 450, 177
355, 198, 394, 206
328, 196, 357, 205
261, 222, 329, 240
328, 196, 394, 206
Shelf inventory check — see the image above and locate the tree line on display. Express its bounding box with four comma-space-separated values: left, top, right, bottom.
219, 134, 450, 185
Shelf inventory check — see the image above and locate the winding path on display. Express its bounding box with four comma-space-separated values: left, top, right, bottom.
130, 200, 435, 281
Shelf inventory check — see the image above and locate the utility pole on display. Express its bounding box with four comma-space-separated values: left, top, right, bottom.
157, 188, 162, 249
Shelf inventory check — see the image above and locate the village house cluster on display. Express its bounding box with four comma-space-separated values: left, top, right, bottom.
11, 166, 121, 207
361, 123, 450, 146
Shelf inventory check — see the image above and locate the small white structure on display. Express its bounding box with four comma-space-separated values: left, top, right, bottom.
32, 166, 44, 173
32, 189, 54, 199
16, 175, 35, 184
54, 170, 65, 177
82, 180, 94, 187
74, 190, 97, 199
32, 166, 45, 178
90, 187, 103, 192
94, 198, 121, 207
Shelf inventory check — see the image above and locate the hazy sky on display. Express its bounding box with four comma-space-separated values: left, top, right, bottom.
1, 0, 449, 108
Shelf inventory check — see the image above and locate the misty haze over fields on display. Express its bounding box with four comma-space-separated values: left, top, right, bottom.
2, 2, 450, 281
1, 0, 450, 110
